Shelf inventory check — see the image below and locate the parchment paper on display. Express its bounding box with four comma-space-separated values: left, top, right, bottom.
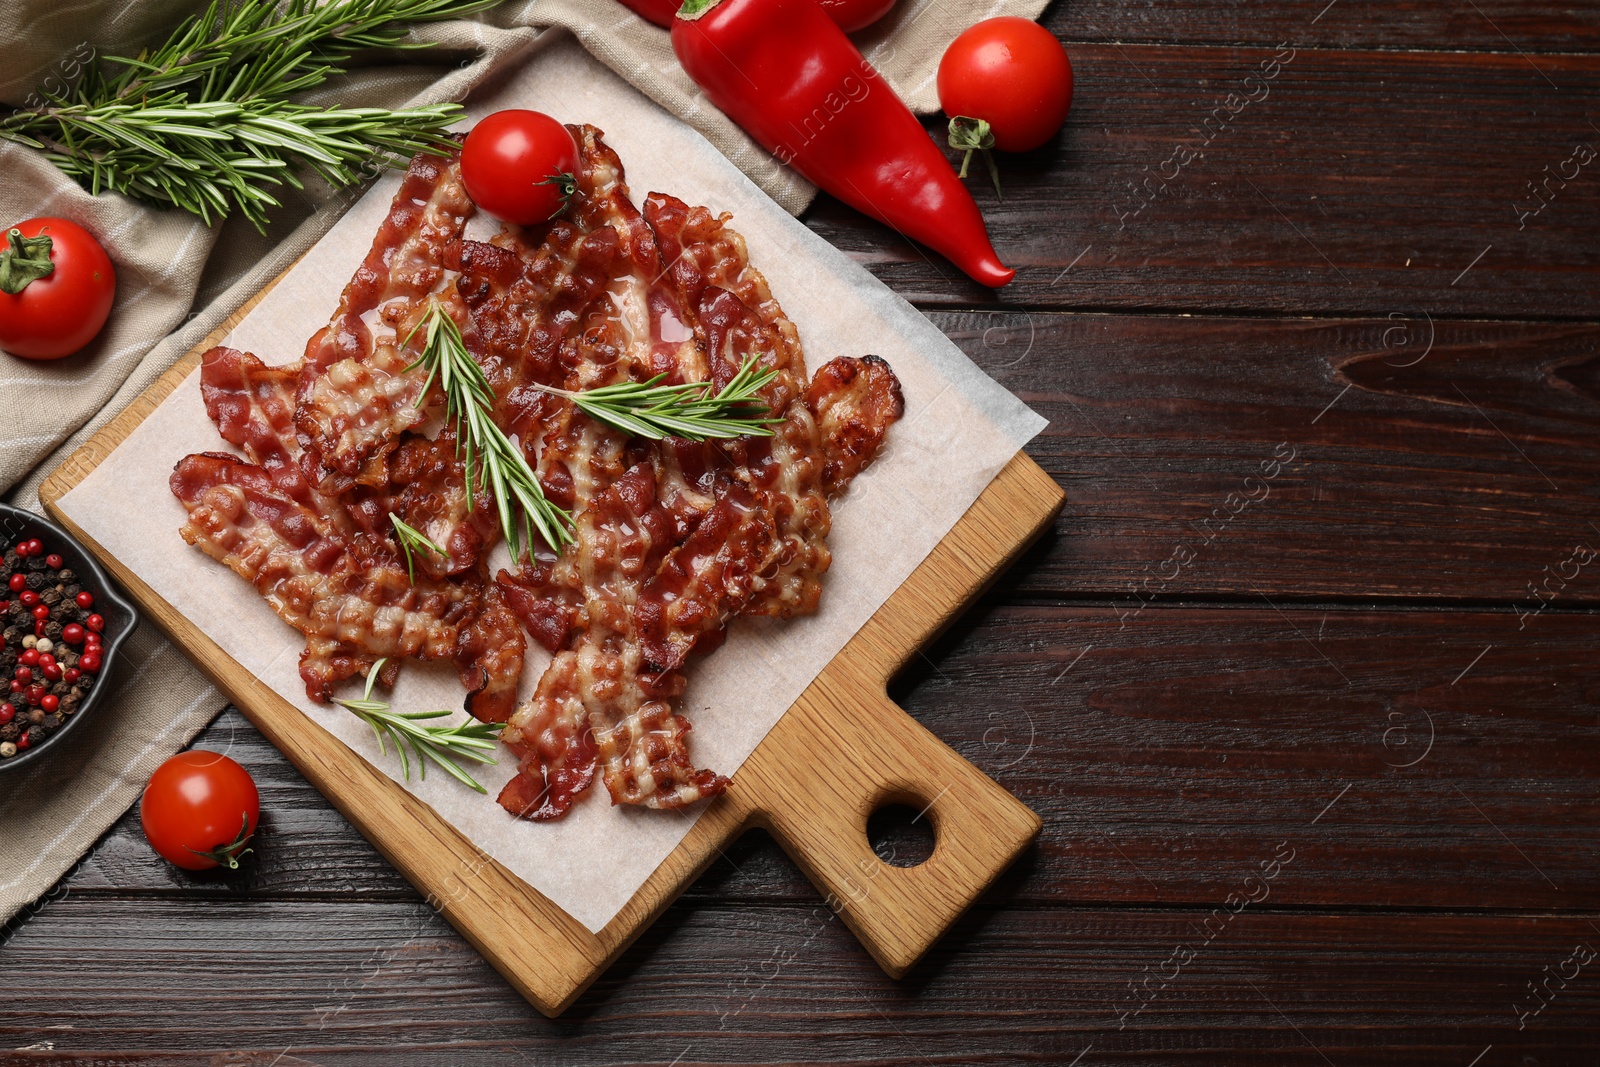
54, 34, 1046, 933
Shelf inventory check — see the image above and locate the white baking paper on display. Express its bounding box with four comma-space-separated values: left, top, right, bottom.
55, 33, 1046, 933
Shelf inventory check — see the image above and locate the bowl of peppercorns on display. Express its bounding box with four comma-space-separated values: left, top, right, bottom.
0, 502, 138, 773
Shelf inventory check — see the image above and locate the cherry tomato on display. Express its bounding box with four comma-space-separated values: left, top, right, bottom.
139, 751, 260, 871
938, 18, 1073, 153
460, 111, 581, 226
0, 217, 115, 360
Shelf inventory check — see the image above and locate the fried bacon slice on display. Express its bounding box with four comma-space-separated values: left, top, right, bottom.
296, 145, 474, 494
174, 147, 520, 720
174, 127, 900, 821
199, 347, 308, 502
171, 453, 463, 695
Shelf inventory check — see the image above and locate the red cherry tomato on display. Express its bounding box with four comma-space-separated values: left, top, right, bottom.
937, 17, 1073, 153
629, 0, 891, 31
0, 217, 115, 360
140, 751, 260, 871
460, 111, 581, 226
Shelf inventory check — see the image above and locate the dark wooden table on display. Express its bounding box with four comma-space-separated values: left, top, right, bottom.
5, 1, 1600, 1063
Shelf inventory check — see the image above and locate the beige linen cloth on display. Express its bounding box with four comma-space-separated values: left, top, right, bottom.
0, 0, 1046, 926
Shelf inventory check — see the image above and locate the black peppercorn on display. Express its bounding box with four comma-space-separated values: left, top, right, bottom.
0, 723, 18, 742
57, 570, 75, 584
24, 725, 44, 746
24, 572, 45, 591
42, 713, 62, 729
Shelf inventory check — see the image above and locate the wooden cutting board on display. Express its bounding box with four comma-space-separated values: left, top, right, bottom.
39, 278, 1063, 1017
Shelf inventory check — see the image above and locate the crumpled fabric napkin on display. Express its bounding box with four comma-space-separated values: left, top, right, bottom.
0, 0, 1047, 927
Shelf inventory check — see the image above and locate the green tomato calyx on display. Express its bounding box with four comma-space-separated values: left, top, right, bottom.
0, 228, 55, 295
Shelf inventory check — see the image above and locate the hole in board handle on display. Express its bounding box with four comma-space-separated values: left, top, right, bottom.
867, 801, 937, 868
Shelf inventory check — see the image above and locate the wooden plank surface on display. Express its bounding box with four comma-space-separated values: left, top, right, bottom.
50, 600, 1600, 912
5, 896, 1598, 1064
1050, 1, 1600, 51
6, 0, 1600, 1060
933, 311, 1600, 603
815, 42, 1600, 314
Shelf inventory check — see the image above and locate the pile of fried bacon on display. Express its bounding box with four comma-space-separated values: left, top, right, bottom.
170, 126, 902, 820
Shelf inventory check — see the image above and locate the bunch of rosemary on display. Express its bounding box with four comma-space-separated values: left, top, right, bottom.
0, 0, 501, 230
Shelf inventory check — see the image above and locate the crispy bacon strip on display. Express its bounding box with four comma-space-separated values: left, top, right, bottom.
496, 651, 596, 820
387, 425, 498, 580
297, 145, 474, 494
499, 464, 699, 818
171, 446, 522, 720
199, 347, 308, 501
806, 355, 905, 495
579, 641, 726, 810
170, 452, 465, 699
453, 579, 526, 724
634, 481, 775, 673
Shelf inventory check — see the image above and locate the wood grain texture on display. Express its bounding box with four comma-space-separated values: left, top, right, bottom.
4, 898, 1598, 1064
1050, 0, 1600, 51
37, 295, 1061, 1012
931, 311, 1600, 604
811, 43, 1600, 315
56, 597, 1600, 913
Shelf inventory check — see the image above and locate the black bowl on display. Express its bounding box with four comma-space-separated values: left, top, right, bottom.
0, 501, 139, 774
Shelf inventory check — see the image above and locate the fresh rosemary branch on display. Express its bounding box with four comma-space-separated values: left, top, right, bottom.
405, 302, 573, 558
335, 658, 503, 793
531, 357, 781, 441
2, 0, 502, 230
390, 512, 445, 583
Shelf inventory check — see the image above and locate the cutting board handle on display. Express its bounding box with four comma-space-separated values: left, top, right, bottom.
737, 672, 1040, 978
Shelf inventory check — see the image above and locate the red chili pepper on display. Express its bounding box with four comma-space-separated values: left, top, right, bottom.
629, 0, 892, 30
617, 0, 680, 25
672, 0, 1014, 288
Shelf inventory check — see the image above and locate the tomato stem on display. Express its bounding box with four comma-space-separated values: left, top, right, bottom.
947, 116, 1003, 201
0, 228, 56, 295
186, 811, 255, 870
536, 171, 579, 219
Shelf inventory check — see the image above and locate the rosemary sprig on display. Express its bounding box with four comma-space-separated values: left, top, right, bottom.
335, 658, 503, 793
532, 357, 781, 441
1, 0, 502, 230
404, 302, 573, 558
389, 512, 445, 583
